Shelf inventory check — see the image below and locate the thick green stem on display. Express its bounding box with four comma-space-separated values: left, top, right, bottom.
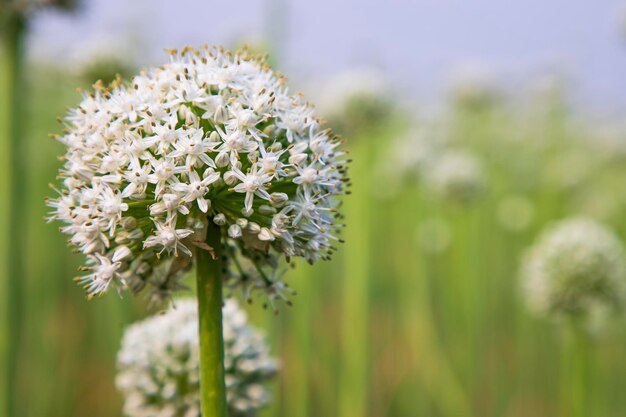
196, 221, 228, 417
1, 11, 26, 417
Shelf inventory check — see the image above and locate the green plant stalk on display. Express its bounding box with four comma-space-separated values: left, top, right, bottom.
404, 189, 472, 417
284, 265, 312, 417
196, 221, 227, 417
1, 11, 27, 417
561, 322, 590, 417
338, 139, 370, 417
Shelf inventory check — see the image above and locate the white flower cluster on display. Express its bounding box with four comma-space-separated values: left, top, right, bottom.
116, 298, 278, 417
521, 217, 626, 321
426, 150, 485, 203
447, 65, 501, 109
313, 68, 392, 136
48, 46, 348, 303
380, 120, 486, 203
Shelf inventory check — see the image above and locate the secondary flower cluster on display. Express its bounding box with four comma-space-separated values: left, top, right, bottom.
48, 46, 348, 305
381, 123, 486, 203
116, 298, 278, 417
521, 217, 626, 323
426, 149, 485, 203
314, 69, 392, 137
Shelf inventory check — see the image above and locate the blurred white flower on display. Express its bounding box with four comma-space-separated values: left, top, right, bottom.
447, 65, 501, 109
426, 149, 486, 203
69, 35, 137, 83
521, 218, 626, 323
117, 298, 278, 417
312, 68, 392, 135
48, 46, 349, 305
315, 68, 388, 116
375, 119, 449, 199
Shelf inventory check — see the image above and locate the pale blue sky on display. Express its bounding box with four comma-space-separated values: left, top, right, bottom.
29, 0, 626, 109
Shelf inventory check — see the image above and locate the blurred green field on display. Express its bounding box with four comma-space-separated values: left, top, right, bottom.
3, 62, 626, 417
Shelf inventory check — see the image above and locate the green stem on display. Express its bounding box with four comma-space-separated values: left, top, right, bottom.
196, 221, 227, 417
1, 11, 26, 417
561, 322, 590, 417
338, 138, 371, 417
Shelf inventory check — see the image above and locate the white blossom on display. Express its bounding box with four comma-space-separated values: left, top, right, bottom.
426, 149, 486, 203
48, 46, 348, 303
116, 298, 278, 417
521, 217, 626, 324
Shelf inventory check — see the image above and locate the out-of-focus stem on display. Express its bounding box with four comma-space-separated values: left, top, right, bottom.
1, 11, 26, 417
338, 140, 371, 417
196, 221, 227, 417
562, 322, 590, 417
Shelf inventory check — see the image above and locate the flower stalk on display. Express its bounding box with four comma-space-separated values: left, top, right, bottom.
196, 221, 227, 417
1, 10, 26, 417
562, 322, 590, 417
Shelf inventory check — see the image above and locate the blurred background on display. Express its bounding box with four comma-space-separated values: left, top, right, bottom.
3, 0, 626, 416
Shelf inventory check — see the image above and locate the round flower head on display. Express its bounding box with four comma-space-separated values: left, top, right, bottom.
448, 66, 500, 110
521, 218, 626, 322
314, 69, 391, 136
48, 46, 348, 305
426, 149, 485, 203
116, 298, 278, 417
72, 36, 135, 85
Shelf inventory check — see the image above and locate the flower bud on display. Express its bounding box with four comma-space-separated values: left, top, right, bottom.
214, 213, 226, 226
112, 245, 132, 262
269, 192, 289, 208
228, 224, 242, 239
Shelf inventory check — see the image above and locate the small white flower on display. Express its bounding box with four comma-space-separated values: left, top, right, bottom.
78, 254, 123, 296
232, 165, 272, 213
171, 170, 220, 213
143, 221, 194, 257
149, 193, 190, 216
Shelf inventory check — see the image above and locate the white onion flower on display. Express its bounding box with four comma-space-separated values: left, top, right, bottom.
313, 68, 392, 136
521, 218, 626, 322
426, 149, 486, 203
48, 46, 348, 304
116, 298, 278, 417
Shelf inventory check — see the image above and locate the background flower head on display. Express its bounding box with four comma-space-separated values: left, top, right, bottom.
116, 298, 278, 417
521, 217, 626, 323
